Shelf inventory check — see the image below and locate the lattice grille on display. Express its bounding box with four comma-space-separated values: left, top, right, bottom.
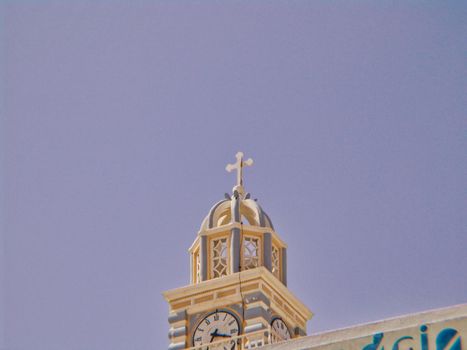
272, 245, 280, 279
243, 236, 260, 270
211, 238, 228, 278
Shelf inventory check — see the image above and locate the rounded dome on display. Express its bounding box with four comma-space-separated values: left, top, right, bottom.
199, 196, 274, 232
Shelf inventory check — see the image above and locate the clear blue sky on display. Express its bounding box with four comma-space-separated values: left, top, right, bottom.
1, 2, 466, 350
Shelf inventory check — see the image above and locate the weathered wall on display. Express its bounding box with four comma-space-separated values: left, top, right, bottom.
261, 304, 467, 350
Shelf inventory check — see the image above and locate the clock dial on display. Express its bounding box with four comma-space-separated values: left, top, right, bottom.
271, 318, 291, 342
193, 311, 240, 349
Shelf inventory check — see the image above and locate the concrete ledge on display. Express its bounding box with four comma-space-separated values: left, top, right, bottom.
245, 306, 271, 322
245, 291, 271, 307
245, 322, 267, 333
168, 310, 186, 324
168, 341, 185, 350
260, 304, 467, 350
168, 326, 187, 339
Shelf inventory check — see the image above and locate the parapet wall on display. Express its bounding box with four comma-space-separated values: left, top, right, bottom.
261, 304, 467, 350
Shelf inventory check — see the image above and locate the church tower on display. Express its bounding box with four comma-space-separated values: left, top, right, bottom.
163, 153, 312, 350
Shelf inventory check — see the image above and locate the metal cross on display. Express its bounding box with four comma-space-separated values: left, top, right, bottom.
225, 152, 254, 188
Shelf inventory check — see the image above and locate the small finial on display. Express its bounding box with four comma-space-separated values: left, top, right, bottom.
225, 152, 253, 195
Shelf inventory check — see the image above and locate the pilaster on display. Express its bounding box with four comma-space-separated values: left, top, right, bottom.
231, 228, 241, 274
263, 232, 272, 272
200, 236, 208, 281
281, 247, 287, 286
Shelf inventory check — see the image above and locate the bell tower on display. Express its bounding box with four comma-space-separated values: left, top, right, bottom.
163, 153, 312, 350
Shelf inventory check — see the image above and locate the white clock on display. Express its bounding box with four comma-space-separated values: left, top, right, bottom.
192, 310, 240, 349
271, 318, 291, 342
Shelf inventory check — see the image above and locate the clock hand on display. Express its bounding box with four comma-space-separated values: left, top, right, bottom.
210, 329, 219, 343
215, 332, 231, 338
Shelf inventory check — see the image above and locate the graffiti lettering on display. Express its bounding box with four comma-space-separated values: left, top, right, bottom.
362, 326, 462, 350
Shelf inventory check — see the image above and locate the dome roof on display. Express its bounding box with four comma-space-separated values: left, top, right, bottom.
199, 194, 274, 232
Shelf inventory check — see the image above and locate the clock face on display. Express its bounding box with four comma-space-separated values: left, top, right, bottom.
271, 318, 291, 342
192, 311, 240, 348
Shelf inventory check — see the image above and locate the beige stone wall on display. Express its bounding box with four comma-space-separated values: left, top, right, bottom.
260, 304, 467, 350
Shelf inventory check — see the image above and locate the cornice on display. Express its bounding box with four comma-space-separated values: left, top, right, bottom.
196, 224, 287, 248
162, 267, 311, 320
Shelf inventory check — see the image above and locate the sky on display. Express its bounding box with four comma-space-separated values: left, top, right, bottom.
1, 1, 466, 350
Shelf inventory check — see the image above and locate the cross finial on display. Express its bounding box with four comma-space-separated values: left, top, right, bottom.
225, 152, 253, 195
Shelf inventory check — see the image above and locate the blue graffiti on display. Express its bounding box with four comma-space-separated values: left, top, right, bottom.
437, 329, 461, 350
363, 333, 385, 350
362, 327, 462, 350
392, 336, 414, 350
421, 325, 429, 350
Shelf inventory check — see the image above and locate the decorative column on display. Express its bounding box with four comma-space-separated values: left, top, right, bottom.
230, 190, 241, 273
231, 228, 241, 273
263, 232, 272, 272
189, 252, 193, 284
281, 247, 287, 286
200, 235, 208, 281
